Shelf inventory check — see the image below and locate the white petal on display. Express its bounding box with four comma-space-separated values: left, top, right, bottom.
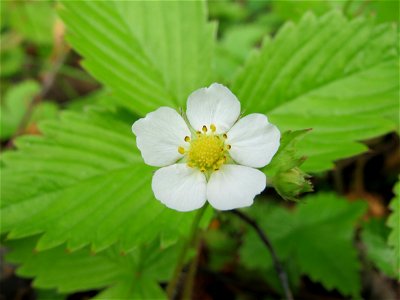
132, 107, 191, 167
152, 164, 207, 212
226, 114, 280, 168
207, 165, 266, 211
186, 83, 240, 134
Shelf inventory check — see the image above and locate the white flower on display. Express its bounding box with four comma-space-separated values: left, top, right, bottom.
132, 83, 280, 212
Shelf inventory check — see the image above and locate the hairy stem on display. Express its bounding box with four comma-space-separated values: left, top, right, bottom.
230, 209, 294, 300
166, 204, 208, 299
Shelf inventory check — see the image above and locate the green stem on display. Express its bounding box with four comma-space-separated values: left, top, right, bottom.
181, 232, 202, 300
166, 204, 208, 299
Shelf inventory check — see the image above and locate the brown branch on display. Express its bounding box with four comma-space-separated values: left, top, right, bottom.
230, 209, 294, 300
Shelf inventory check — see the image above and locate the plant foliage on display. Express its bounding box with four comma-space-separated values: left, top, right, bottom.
6, 237, 178, 299
240, 194, 367, 297
231, 11, 398, 172
1, 108, 211, 252
59, 0, 216, 115
1, 1, 398, 299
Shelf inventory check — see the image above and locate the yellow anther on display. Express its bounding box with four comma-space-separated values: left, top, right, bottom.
184, 136, 190, 142
223, 133, 227, 139
178, 146, 185, 154
187, 133, 227, 171
227, 144, 231, 150
202, 125, 207, 133
210, 124, 216, 132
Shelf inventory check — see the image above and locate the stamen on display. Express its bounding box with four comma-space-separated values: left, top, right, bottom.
227, 144, 231, 150
184, 128, 230, 172
223, 133, 227, 139
178, 146, 185, 154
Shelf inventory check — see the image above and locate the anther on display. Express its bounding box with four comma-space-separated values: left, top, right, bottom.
210, 124, 216, 132
202, 125, 207, 133
178, 146, 185, 154
223, 133, 227, 139
227, 144, 231, 150
184, 136, 190, 142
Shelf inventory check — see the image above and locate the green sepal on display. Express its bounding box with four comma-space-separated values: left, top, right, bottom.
263, 129, 313, 200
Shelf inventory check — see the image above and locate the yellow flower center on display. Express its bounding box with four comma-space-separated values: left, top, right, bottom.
178, 125, 230, 172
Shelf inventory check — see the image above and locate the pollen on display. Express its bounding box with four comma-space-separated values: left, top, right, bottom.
184, 125, 230, 172
178, 146, 185, 155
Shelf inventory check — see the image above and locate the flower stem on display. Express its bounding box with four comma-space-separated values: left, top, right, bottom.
181, 232, 202, 300
166, 204, 208, 299
230, 209, 294, 300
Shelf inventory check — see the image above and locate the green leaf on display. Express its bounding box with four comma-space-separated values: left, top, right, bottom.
36, 289, 65, 300
387, 181, 400, 280
7, 0, 56, 45
5, 237, 178, 299
361, 218, 397, 278
0, 80, 59, 139
0, 32, 24, 78
240, 193, 367, 297
1, 107, 211, 252
271, 0, 335, 22
59, 0, 216, 115
0, 80, 40, 139
215, 24, 265, 81
231, 11, 398, 172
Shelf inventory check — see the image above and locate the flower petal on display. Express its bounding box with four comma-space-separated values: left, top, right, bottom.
186, 83, 240, 134
226, 114, 280, 168
132, 107, 191, 167
152, 164, 207, 212
207, 165, 266, 211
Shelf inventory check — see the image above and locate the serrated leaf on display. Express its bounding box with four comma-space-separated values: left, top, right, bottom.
361, 218, 397, 278
232, 11, 398, 172
240, 193, 367, 297
387, 181, 400, 280
5, 237, 178, 299
59, 0, 216, 115
1, 108, 211, 252
215, 24, 266, 81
